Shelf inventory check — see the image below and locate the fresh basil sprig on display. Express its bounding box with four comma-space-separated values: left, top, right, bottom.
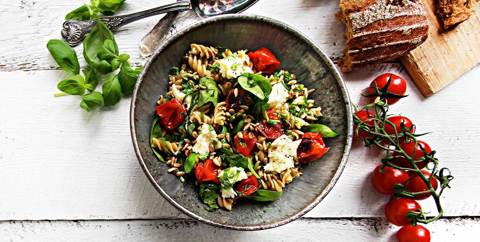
197, 77, 219, 107
57, 75, 87, 96
66, 0, 125, 20
80, 91, 104, 111
238, 73, 272, 100
199, 183, 220, 211
47, 39, 80, 75
83, 21, 118, 74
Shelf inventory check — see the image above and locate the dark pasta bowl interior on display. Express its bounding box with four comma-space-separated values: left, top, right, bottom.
130, 14, 352, 230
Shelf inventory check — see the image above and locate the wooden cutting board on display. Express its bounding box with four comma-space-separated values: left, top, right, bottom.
401, 1, 480, 97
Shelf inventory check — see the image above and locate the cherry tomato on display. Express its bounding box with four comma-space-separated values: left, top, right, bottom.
257, 120, 284, 140
393, 140, 432, 169
371, 165, 410, 195
226, 88, 253, 111
406, 170, 438, 200
267, 108, 279, 120
233, 131, 257, 157
397, 225, 431, 242
385, 116, 415, 135
365, 73, 407, 105
194, 159, 220, 184
235, 175, 259, 196
354, 109, 375, 139
297, 132, 329, 164
248, 48, 281, 74
385, 198, 421, 226
156, 98, 187, 131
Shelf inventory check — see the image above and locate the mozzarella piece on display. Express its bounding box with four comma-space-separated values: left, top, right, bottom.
192, 124, 217, 155
264, 135, 302, 173
268, 83, 290, 108
171, 85, 186, 102
218, 167, 248, 198
220, 187, 237, 199
215, 51, 253, 79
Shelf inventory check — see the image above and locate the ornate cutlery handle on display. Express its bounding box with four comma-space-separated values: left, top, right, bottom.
61, 1, 191, 46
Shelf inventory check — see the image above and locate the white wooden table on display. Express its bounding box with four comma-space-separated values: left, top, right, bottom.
1, 0, 479, 241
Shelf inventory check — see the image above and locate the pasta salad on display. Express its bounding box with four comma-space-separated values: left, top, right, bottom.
150, 44, 338, 211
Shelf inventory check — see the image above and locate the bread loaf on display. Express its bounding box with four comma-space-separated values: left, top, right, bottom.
338, 0, 429, 72
437, 0, 473, 29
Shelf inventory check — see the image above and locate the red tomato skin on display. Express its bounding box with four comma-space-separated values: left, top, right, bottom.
155, 98, 187, 131
406, 170, 438, 200
397, 225, 431, 242
393, 140, 432, 169
354, 109, 375, 139
194, 159, 220, 184
297, 132, 329, 164
267, 108, 279, 120
385, 198, 421, 226
247, 48, 281, 74
257, 120, 284, 140
233, 131, 257, 157
385, 116, 414, 135
371, 165, 410, 195
367, 73, 407, 105
235, 175, 259, 196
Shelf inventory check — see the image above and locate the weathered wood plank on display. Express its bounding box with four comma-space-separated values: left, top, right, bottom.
1, 218, 479, 241
0, 64, 478, 220
0, 0, 344, 71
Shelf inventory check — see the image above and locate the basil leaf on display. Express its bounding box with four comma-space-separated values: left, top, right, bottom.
118, 62, 142, 96
247, 189, 282, 202
102, 75, 122, 106
150, 117, 166, 163
183, 153, 199, 174
47, 39, 80, 75
83, 21, 118, 74
221, 153, 259, 178
237, 74, 272, 100
80, 91, 104, 112
65, 4, 96, 20
304, 124, 339, 138
252, 99, 268, 120
199, 183, 220, 211
83, 66, 98, 92
57, 75, 86, 95
197, 77, 219, 107
91, 0, 125, 15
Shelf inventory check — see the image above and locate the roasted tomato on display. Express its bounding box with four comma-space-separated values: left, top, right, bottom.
257, 120, 283, 140
371, 165, 410, 195
267, 108, 279, 120
194, 159, 220, 184
385, 198, 421, 226
397, 225, 431, 242
364, 73, 407, 105
385, 115, 415, 135
297, 132, 329, 164
235, 175, 259, 196
247, 48, 281, 74
233, 131, 257, 157
226, 88, 253, 111
392, 139, 432, 169
354, 109, 375, 140
406, 170, 438, 200
155, 98, 187, 131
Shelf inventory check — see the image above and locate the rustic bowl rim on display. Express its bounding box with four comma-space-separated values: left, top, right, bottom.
130, 14, 353, 231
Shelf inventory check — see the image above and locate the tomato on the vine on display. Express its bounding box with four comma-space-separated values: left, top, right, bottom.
385, 116, 415, 135
393, 140, 432, 169
385, 198, 421, 226
397, 225, 431, 242
406, 170, 438, 200
235, 175, 259, 196
354, 109, 375, 139
233, 131, 257, 157
371, 165, 410, 195
364, 73, 407, 105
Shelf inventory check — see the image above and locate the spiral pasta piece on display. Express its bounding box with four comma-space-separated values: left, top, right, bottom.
212, 102, 227, 126
189, 43, 218, 60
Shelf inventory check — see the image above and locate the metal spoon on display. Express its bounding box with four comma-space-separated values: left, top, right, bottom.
61, 0, 258, 47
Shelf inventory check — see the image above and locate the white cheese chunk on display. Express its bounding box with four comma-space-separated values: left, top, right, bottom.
192, 124, 217, 155
264, 135, 302, 173
268, 83, 290, 108
171, 85, 186, 102
215, 50, 253, 79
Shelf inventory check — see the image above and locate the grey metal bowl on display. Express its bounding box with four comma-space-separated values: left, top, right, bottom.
130, 14, 352, 230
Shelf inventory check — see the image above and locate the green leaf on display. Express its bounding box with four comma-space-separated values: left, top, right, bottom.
47, 39, 80, 75
83, 21, 118, 74
252, 99, 268, 120
150, 117, 166, 163
57, 75, 86, 95
83, 66, 98, 92
168, 67, 180, 76
118, 62, 142, 96
183, 153, 199, 174
91, 0, 125, 15
247, 189, 282, 202
199, 183, 220, 211
237, 74, 272, 100
197, 77, 219, 107
304, 124, 339, 138
80, 91, 104, 112
102, 75, 122, 106
65, 4, 96, 20
221, 153, 259, 178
